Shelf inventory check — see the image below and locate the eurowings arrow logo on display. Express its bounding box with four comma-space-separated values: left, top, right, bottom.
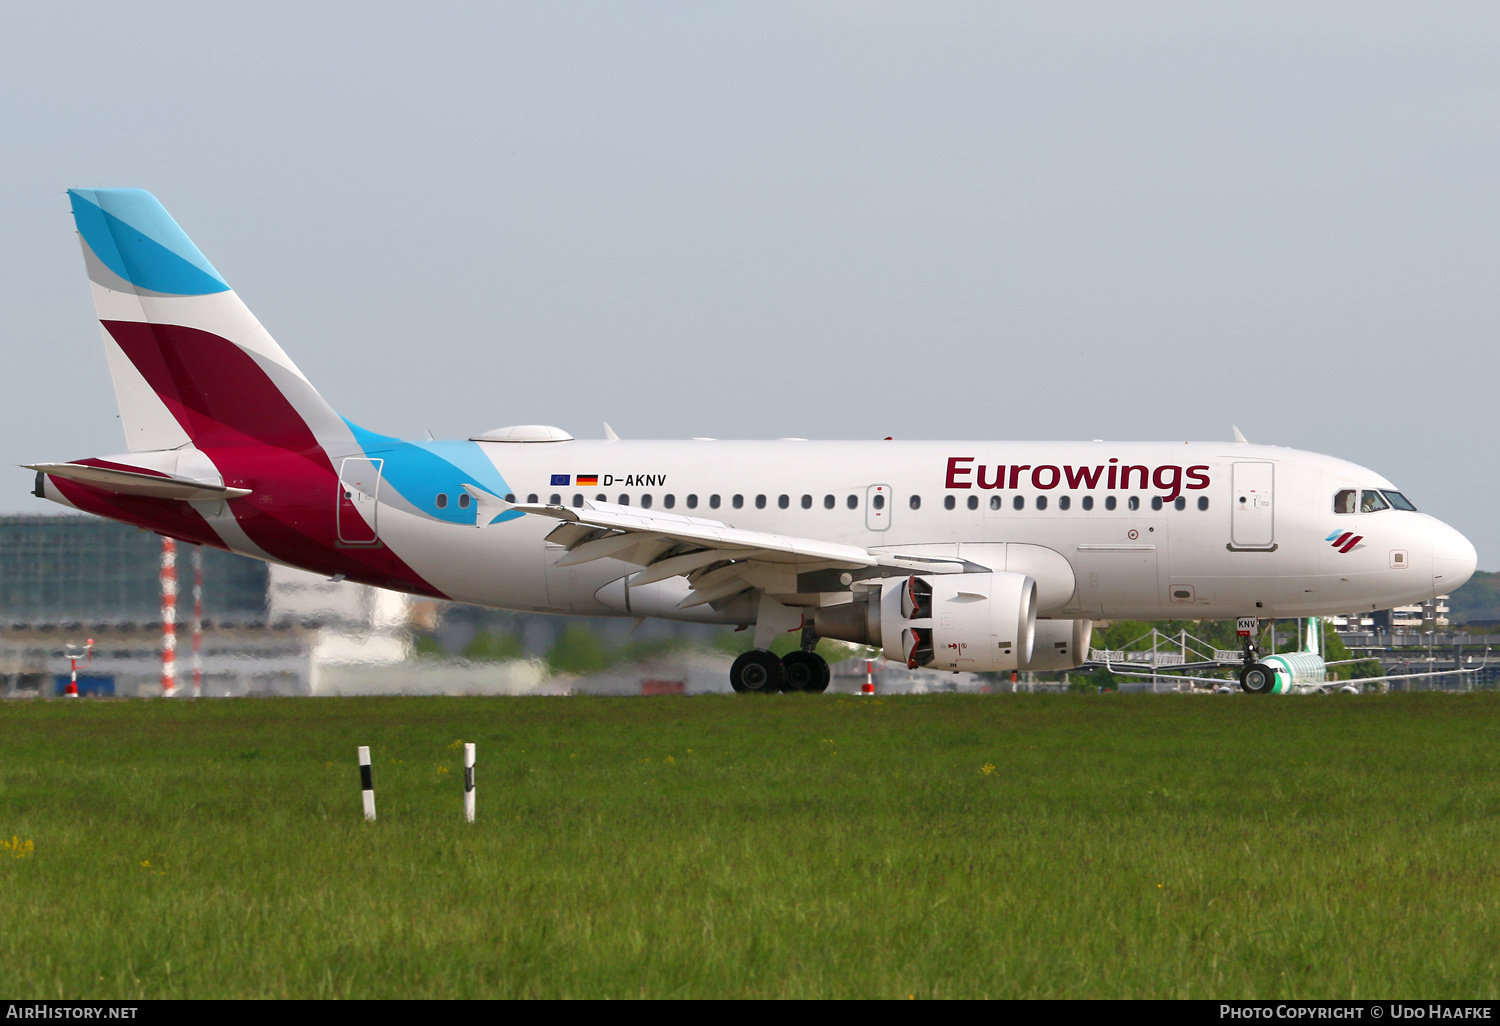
1327, 530, 1364, 554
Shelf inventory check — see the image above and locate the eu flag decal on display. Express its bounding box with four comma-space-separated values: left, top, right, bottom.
550, 474, 570, 486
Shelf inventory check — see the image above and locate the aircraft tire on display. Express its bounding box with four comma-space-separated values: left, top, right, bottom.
1239, 662, 1277, 694
781, 651, 830, 693
730, 650, 784, 694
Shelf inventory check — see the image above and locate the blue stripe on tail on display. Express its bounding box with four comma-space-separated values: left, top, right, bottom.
69, 188, 229, 296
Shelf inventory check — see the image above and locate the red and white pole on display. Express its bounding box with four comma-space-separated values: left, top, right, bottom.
160, 537, 177, 697
861, 659, 875, 696
63, 639, 93, 698
191, 544, 203, 698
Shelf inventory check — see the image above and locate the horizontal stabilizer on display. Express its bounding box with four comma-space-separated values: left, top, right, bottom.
27, 462, 251, 502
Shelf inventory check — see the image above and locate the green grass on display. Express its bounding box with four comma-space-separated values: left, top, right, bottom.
2, 693, 1499, 998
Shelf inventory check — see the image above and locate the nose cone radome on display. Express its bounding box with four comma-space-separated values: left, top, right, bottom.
1432, 523, 1478, 595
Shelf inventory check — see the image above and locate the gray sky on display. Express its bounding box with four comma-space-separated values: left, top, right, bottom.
3, 3, 1497, 564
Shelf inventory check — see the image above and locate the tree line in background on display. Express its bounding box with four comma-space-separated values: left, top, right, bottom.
1446, 570, 1500, 625
415, 611, 1400, 688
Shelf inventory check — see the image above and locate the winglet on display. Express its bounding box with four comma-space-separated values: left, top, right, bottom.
603, 422, 620, 442
1232, 425, 1248, 443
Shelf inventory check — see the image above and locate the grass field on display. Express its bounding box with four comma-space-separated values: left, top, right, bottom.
2, 693, 1498, 999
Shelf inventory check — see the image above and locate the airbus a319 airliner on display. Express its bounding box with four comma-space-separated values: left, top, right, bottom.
28, 190, 1478, 694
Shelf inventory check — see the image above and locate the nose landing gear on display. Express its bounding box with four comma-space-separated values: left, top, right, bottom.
1235, 616, 1278, 694
1239, 662, 1278, 694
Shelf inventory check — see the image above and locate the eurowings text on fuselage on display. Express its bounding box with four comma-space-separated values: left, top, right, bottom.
30, 189, 1478, 693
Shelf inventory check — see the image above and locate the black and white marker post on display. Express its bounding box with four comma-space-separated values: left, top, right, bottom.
358, 745, 376, 821
463, 742, 476, 823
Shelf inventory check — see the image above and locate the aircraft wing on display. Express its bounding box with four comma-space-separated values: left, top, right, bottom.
482, 493, 970, 609
1098, 653, 1491, 690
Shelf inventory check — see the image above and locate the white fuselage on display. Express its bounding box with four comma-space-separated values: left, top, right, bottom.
352, 438, 1472, 623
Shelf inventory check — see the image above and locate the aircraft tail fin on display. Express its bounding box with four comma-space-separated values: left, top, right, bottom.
68, 189, 350, 454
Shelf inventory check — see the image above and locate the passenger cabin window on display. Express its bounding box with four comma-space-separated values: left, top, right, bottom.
1334, 489, 1358, 514
1082, 495, 1094, 511
1198, 496, 1209, 511
1174, 497, 1186, 511
710, 495, 721, 509
618, 494, 630, 505
1360, 490, 1390, 513
967, 495, 978, 510
526, 493, 538, 504
824, 495, 835, 509
505, 494, 515, 503
1151, 496, 1163, 511
846, 495, 858, 510
1059, 495, 1070, 510
944, 496, 955, 510
1128, 496, 1140, 511
1035, 496, 1047, 510
1382, 491, 1418, 511
909, 495, 921, 510
572, 494, 583, 507
755, 495, 766, 509
595, 493, 606, 502
801, 494, 812, 509
778, 495, 790, 509
686, 494, 698, 509
663, 494, 675, 509
1012, 495, 1024, 510
733, 495, 744, 509
1105, 496, 1117, 511
458, 493, 471, 509
641, 494, 653, 509
549, 493, 561, 505
990, 496, 1001, 510
435, 494, 448, 509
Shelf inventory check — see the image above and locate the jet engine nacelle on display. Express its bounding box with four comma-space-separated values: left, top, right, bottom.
1021, 618, 1095, 672
882, 573, 1038, 669
813, 571, 1038, 672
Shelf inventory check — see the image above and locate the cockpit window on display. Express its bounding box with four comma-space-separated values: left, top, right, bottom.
1360, 490, 1390, 513
1334, 489, 1357, 514
1381, 490, 1417, 511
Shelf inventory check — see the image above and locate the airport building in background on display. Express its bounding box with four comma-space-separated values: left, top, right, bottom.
0, 514, 719, 697
0, 514, 417, 697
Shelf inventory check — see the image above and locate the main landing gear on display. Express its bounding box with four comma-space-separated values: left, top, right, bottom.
728, 649, 831, 692
729, 624, 831, 693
